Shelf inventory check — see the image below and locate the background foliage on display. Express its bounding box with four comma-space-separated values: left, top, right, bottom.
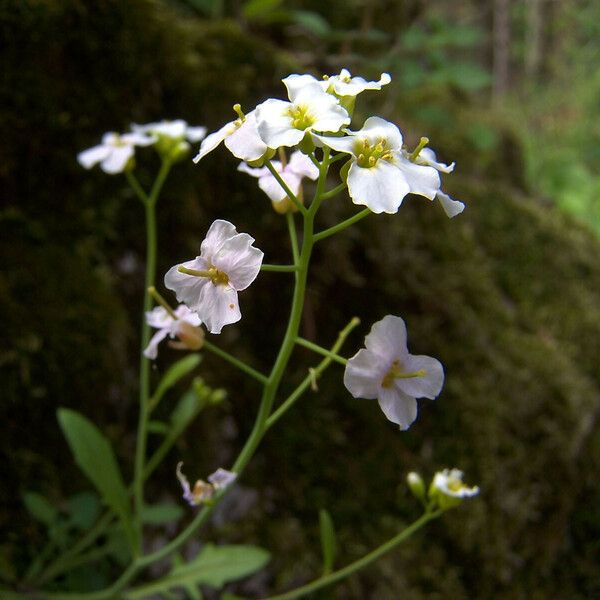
2, 0, 600, 597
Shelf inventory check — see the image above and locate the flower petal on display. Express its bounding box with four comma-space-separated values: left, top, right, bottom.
193, 121, 238, 163
436, 191, 465, 218
143, 328, 170, 359
200, 219, 238, 259
186, 126, 207, 142
77, 145, 111, 169
347, 160, 410, 214
360, 116, 403, 150
212, 232, 264, 290
397, 354, 444, 400
197, 284, 241, 334
237, 162, 271, 179
364, 315, 409, 360
395, 157, 440, 200
377, 386, 418, 430
343, 348, 385, 399
146, 306, 173, 329
283, 73, 322, 100
255, 99, 305, 148
101, 146, 134, 174
164, 258, 209, 311
418, 148, 455, 173
314, 133, 357, 156
224, 111, 268, 161
287, 150, 319, 180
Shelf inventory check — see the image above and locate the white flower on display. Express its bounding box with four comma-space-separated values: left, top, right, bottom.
255, 82, 350, 149
283, 69, 391, 99
176, 463, 237, 507
343, 315, 444, 430
237, 150, 319, 205
429, 469, 479, 509
316, 117, 437, 213
193, 106, 268, 163
133, 119, 207, 143
164, 220, 263, 334
77, 132, 154, 174
143, 304, 203, 360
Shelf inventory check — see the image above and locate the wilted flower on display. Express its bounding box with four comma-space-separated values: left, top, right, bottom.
143, 304, 203, 360
255, 82, 350, 149
77, 131, 154, 174
318, 117, 441, 213
343, 315, 444, 430
430, 469, 479, 509
176, 463, 237, 507
193, 105, 268, 163
164, 220, 263, 334
238, 150, 319, 212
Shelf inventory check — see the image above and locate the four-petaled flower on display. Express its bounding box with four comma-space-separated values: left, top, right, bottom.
255, 82, 350, 149
77, 132, 154, 174
176, 462, 237, 507
343, 315, 444, 430
238, 150, 319, 211
143, 305, 203, 360
193, 106, 268, 163
164, 220, 263, 334
318, 117, 440, 213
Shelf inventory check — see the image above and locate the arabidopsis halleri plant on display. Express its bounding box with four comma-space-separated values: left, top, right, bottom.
176, 463, 237, 506
430, 469, 480, 509
344, 315, 444, 430
193, 105, 268, 163
238, 150, 319, 212
164, 219, 263, 334
143, 304, 203, 360
255, 82, 350, 149
284, 69, 391, 100
77, 131, 154, 174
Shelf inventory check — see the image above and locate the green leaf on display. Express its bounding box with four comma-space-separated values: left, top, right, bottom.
319, 509, 336, 574
67, 491, 101, 530
57, 408, 135, 550
127, 544, 270, 599
170, 382, 208, 438
243, 0, 283, 19
141, 503, 184, 525
23, 492, 58, 526
150, 354, 202, 411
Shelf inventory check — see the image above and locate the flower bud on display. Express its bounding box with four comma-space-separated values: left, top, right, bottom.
406, 472, 426, 502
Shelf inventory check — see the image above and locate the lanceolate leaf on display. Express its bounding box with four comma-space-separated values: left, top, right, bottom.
57, 408, 135, 550
150, 354, 202, 411
125, 544, 270, 599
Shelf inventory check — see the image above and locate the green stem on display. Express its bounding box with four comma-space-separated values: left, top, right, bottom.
260, 511, 442, 600
133, 159, 172, 553
320, 182, 347, 201
261, 264, 299, 273
267, 318, 359, 429
313, 208, 371, 243
328, 152, 347, 165
265, 160, 307, 215
202, 340, 268, 385
125, 171, 149, 204
295, 337, 348, 365
286, 212, 299, 264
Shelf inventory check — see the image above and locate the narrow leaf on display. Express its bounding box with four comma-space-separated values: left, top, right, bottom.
319, 509, 336, 574
57, 408, 135, 550
150, 354, 202, 411
126, 544, 270, 599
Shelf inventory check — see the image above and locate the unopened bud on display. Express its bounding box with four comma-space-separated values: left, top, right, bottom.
407, 472, 426, 502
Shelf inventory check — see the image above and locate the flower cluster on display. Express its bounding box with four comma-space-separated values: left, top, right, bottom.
176, 463, 237, 506
78, 120, 206, 173
194, 69, 463, 217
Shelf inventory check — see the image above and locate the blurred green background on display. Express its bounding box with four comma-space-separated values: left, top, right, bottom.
2, 0, 600, 597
